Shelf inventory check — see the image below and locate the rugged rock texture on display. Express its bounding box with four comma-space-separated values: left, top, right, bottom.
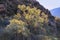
55, 17, 60, 40
0, 0, 59, 40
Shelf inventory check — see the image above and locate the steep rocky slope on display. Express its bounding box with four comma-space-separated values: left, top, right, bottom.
55, 17, 60, 40
0, 0, 59, 40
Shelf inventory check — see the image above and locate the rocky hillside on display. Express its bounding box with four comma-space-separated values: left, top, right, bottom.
55, 17, 60, 40
0, 0, 59, 40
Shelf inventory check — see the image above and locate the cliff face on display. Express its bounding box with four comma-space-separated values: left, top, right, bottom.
0, 0, 59, 40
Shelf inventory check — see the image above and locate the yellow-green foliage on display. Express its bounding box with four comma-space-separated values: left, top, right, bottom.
5, 19, 26, 33
17, 4, 48, 27
17, 5, 45, 22
5, 4, 49, 35
13, 13, 21, 19
5, 19, 30, 36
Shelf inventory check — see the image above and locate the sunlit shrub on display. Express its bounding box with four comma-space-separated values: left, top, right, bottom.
5, 19, 30, 36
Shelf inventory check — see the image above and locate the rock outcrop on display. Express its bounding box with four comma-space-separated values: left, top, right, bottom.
55, 17, 60, 40
0, 0, 59, 40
